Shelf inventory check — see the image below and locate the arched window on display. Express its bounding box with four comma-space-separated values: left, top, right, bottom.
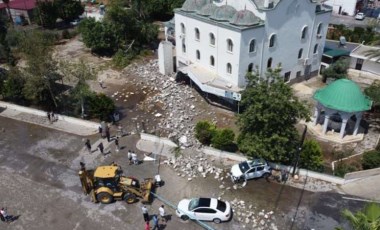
249, 39, 256, 53
195, 28, 200, 41
210, 56, 215, 66
181, 23, 185, 34
298, 48, 303, 59
267, 58, 272, 68
248, 63, 253, 72
196, 50, 200, 60
209, 33, 215, 46
269, 34, 276, 47
317, 23, 322, 34
227, 39, 233, 52
313, 44, 318, 54
227, 63, 232, 74
182, 39, 186, 53
301, 26, 308, 39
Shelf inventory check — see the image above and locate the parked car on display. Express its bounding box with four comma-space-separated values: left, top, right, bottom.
70, 19, 81, 26
176, 198, 232, 223
230, 158, 272, 183
355, 12, 365, 20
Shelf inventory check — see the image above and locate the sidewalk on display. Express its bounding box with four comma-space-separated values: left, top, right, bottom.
0, 101, 98, 136
338, 174, 380, 201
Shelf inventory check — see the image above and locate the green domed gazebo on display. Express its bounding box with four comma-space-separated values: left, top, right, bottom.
313, 79, 372, 139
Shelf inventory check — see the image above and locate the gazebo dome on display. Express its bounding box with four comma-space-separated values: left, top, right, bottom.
181, 0, 208, 12
230, 10, 260, 26
197, 3, 218, 16
210, 5, 237, 21
313, 79, 372, 113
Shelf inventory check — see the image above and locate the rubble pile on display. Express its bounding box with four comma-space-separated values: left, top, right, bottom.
163, 153, 227, 181
230, 199, 277, 230
122, 60, 209, 148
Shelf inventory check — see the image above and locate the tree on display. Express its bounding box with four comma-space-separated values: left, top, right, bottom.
211, 128, 236, 152
322, 58, 349, 81
337, 203, 380, 230
299, 140, 324, 172
59, 60, 96, 118
194, 121, 216, 145
364, 81, 380, 110
0, 67, 25, 102
237, 68, 310, 164
87, 93, 115, 121
18, 31, 60, 108
36, 0, 59, 29
79, 18, 119, 55
56, 0, 84, 22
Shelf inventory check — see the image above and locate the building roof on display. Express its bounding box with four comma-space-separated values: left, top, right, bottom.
323, 47, 350, 58
325, 39, 360, 53
210, 4, 237, 21
230, 10, 260, 26
350, 44, 380, 62
0, 0, 36, 10
197, 3, 218, 16
313, 79, 372, 113
181, 0, 208, 12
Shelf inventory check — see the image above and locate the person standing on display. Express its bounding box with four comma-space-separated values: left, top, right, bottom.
142, 205, 149, 222
85, 139, 91, 153
98, 142, 104, 155
128, 150, 132, 165
99, 79, 104, 89
152, 214, 159, 230
159, 205, 165, 223
51, 112, 55, 122
47, 111, 51, 123
106, 126, 111, 142
0, 208, 10, 223
114, 137, 119, 152
98, 125, 103, 138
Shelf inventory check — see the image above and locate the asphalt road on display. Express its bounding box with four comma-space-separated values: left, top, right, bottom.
0, 116, 367, 230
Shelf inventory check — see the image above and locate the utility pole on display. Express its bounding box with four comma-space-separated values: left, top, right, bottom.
292, 125, 307, 177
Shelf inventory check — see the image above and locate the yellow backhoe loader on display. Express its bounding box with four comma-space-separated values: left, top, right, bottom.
78, 162, 154, 204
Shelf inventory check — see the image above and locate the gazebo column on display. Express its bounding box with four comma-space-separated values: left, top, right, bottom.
322, 114, 330, 134
339, 115, 350, 139
313, 107, 321, 126
353, 113, 362, 136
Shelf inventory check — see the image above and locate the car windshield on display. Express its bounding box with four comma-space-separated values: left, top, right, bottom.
239, 162, 250, 173
189, 198, 200, 210
189, 198, 211, 210
216, 200, 227, 212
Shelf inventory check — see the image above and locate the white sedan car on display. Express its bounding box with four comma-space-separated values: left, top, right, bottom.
355, 12, 365, 20
176, 198, 232, 223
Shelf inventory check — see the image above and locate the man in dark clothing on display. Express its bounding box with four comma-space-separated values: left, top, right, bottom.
114, 137, 119, 152
98, 142, 104, 155
85, 139, 91, 153
106, 127, 111, 142
142, 205, 149, 222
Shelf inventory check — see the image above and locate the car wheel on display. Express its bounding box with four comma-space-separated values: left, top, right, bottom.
263, 172, 270, 178
213, 218, 222, 224
181, 215, 189, 221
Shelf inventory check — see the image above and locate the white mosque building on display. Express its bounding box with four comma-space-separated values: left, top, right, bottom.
164, 0, 331, 102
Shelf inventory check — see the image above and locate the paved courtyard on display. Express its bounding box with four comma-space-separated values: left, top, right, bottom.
0, 116, 368, 230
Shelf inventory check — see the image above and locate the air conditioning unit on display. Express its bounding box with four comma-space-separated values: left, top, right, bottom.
317, 34, 322, 39
304, 58, 310, 66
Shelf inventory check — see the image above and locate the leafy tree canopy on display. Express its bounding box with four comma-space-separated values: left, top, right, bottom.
337, 203, 380, 230
364, 81, 380, 108
322, 58, 349, 81
299, 140, 324, 172
237, 68, 310, 164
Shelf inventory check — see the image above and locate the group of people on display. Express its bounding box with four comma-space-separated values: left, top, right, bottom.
128, 150, 139, 165
142, 205, 166, 230
46, 111, 58, 123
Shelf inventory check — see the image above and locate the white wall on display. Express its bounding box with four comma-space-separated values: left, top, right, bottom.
363, 60, 380, 74
324, 0, 358, 16
175, 13, 242, 86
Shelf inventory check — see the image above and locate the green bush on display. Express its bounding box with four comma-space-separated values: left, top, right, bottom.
112, 49, 131, 69
87, 93, 115, 121
299, 140, 324, 172
194, 121, 216, 145
334, 161, 359, 178
61, 29, 71, 39
211, 128, 236, 152
362, 150, 380, 170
